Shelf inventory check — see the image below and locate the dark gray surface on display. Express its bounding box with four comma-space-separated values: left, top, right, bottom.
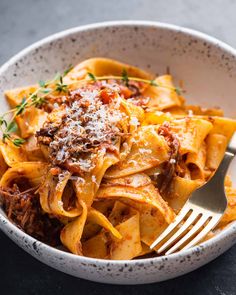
0, 0, 235, 294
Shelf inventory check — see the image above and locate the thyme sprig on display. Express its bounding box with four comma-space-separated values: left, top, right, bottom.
87, 72, 97, 82
56, 76, 68, 93
0, 65, 182, 147
121, 69, 129, 86
0, 65, 73, 146
86, 70, 182, 94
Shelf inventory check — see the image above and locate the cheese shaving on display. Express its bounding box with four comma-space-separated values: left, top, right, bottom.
38, 87, 125, 174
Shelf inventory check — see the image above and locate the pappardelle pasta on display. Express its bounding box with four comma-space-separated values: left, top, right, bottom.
0, 58, 236, 259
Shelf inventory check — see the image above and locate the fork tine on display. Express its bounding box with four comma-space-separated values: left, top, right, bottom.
150, 206, 190, 249
181, 215, 221, 251
157, 211, 199, 253
165, 214, 210, 255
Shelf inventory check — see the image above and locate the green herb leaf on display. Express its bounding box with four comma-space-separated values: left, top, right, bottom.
6, 121, 18, 134
55, 83, 68, 93
55, 74, 68, 93
150, 80, 158, 86
87, 72, 97, 82
40, 88, 51, 94
31, 94, 38, 105
175, 87, 182, 95
16, 98, 28, 115
39, 80, 46, 88
2, 133, 10, 142
0, 117, 7, 127
63, 64, 73, 77
2, 121, 19, 144
13, 138, 25, 147
31, 95, 46, 108
121, 69, 129, 86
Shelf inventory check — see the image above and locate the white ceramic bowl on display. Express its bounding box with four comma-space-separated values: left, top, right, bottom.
0, 21, 236, 285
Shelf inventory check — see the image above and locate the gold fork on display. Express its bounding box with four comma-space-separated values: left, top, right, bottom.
150, 132, 236, 255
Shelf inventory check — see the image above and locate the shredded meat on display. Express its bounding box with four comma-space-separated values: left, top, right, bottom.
158, 122, 180, 193
36, 80, 149, 176
0, 185, 62, 246
37, 86, 126, 174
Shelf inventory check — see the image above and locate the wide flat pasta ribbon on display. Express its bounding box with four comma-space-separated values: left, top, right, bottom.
169, 118, 213, 154
39, 170, 82, 218
60, 201, 88, 255
143, 110, 173, 126
97, 173, 175, 224
185, 105, 224, 117
110, 211, 141, 260
0, 162, 47, 188
73, 151, 120, 207
186, 142, 206, 180
63, 57, 153, 85
5, 85, 38, 107
207, 117, 236, 141
206, 133, 228, 170
105, 126, 169, 178
143, 75, 183, 110
84, 201, 142, 260
174, 115, 236, 143
87, 208, 122, 239
5, 86, 47, 138
23, 135, 45, 161
0, 139, 27, 166
131, 203, 169, 247
164, 176, 203, 212
82, 232, 108, 259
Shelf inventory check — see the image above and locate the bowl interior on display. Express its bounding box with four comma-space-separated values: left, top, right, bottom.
0, 21, 236, 234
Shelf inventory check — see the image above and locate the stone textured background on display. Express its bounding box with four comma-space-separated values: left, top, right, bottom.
0, 0, 235, 294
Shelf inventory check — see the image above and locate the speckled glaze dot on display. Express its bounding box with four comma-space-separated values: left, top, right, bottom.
0, 21, 236, 284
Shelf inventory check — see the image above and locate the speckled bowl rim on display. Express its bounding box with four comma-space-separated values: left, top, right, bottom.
0, 20, 236, 266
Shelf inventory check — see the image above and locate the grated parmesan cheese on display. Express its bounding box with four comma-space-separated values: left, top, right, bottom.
91, 175, 98, 185
188, 110, 193, 116
43, 87, 125, 173
129, 116, 140, 126
58, 200, 63, 207
138, 148, 152, 154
